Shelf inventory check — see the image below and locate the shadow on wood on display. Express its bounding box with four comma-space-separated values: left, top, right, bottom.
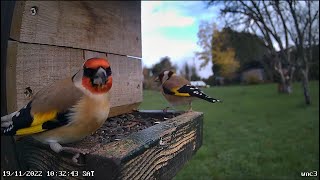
1, 0, 21, 175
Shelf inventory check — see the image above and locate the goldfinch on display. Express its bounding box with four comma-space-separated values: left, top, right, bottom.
155, 70, 221, 111
1, 57, 112, 164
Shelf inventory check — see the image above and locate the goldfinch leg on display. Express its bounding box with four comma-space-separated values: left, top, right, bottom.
162, 106, 170, 113
187, 102, 193, 112
49, 142, 88, 165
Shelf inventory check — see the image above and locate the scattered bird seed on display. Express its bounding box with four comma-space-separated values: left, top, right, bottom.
84, 112, 182, 145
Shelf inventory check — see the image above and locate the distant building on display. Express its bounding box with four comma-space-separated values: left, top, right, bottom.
190, 81, 209, 88
214, 76, 225, 86
241, 68, 265, 84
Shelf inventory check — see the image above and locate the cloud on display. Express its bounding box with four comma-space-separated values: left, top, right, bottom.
142, 35, 198, 66
142, 34, 213, 79
141, 1, 218, 78
142, 1, 197, 66
142, 2, 195, 33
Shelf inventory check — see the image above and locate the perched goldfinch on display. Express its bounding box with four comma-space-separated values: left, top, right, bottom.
1, 57, 112, 164
155, 70, 221, 111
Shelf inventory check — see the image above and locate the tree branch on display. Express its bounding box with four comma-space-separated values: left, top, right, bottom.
262, 0, 278, 39
273, 1, 290, 56
287, 0, 304, 48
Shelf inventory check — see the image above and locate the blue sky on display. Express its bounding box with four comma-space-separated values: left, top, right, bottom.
141, 1, 222, 78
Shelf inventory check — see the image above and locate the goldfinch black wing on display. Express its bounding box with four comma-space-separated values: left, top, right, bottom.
1, 78, 83, 136
1, 101, 72, 135
176, 84, 221, 103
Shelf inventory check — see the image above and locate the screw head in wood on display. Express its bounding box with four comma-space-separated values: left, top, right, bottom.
31, 6, 38, 15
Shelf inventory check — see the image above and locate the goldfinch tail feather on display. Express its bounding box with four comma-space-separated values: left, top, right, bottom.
178, 85, 222, 103
1, 111, 17, 128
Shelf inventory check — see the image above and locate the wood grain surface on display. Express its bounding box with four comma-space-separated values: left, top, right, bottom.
10, 1, 141, 57
6, 41, 142, 117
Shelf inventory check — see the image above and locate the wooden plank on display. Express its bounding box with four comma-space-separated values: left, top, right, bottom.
83, 50, 107, 60
107, 54, 143, 108
14, 111, 203, 180
8, 41, 84, 110
6, 41, 18, 113
109, 103, 140, 118
9, 1, 25, 41
8, 43, 143, 113
94, 111, 203, 180
10, 1, 141, 57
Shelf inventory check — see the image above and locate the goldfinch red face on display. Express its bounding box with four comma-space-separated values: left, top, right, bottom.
81, 58, 112, 94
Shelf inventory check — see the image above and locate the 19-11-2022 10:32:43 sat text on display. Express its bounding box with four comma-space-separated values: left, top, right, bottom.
3, 170, 95, 177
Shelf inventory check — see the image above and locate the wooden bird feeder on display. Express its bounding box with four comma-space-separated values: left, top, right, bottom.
1, 1, 203, 179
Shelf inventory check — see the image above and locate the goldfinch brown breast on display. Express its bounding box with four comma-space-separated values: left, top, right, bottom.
155, 70, 221, 111
1, 57, 113, 164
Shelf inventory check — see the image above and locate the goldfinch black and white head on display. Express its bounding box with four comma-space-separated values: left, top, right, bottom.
156, 70, 175, 84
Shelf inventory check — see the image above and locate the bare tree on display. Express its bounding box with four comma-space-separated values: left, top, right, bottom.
180, 62, 191, 80
209, 0, 319, 104
195, 21, 216, 68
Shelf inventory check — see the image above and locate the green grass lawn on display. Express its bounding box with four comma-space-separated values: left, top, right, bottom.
139, 81, 319, 180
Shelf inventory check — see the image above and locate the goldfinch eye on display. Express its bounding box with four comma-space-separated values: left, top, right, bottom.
83, 68, 96, 77
105, 67, 112, 76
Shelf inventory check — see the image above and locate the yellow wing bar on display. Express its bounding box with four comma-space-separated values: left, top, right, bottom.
16, 125, 45, 135
16, 111, 58, 135
31, 111, 58, 126
171, 87, 191, 97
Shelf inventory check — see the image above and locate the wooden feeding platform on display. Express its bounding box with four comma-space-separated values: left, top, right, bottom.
15, 110, 203, 179
1, 1, 204, 179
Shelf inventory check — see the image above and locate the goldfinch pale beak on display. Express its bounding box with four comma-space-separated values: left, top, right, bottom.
93, 67, 107, 86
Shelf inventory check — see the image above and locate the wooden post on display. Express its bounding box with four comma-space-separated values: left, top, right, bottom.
1, 0, 22, 175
